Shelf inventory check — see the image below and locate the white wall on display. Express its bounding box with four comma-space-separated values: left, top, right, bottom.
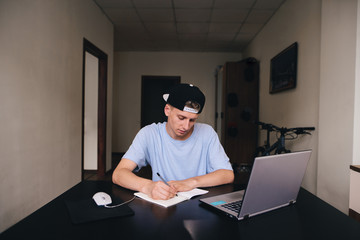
243, 0, 321, 194
353, 1, 360, 165
0, 0, 113, 232
244, 0, 360, 214
112, 52, 242, 152
350, 168, 360, 214
318, 0, 358, 213
84, 52, 99, 170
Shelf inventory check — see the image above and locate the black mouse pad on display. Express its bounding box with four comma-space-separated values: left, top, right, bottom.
65, 198, 134, 224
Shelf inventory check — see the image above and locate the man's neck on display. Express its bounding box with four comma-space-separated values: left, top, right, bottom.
165, 123, 194, 141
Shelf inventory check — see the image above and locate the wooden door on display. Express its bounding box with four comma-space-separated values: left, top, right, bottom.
223, 58, 259, 169
141, 76, 180, 127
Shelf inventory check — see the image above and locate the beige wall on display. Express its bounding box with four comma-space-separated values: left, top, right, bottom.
243, 0, 321, 194
318, 0, 358, 214
112, 52, 242, 152
244, 0, 360, 214
0, 0, 113, 232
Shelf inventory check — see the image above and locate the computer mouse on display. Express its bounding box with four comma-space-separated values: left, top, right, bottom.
92, 192, 112, 206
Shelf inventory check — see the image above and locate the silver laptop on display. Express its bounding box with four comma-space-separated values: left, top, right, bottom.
200, 150, 312, 220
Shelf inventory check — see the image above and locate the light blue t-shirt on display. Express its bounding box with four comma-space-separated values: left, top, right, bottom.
123, 122, 232, 182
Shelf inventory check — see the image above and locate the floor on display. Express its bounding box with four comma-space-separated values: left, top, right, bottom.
83, 152, 122, 182
83, 170, 113, 181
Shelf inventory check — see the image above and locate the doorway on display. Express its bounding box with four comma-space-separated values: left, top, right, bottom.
82, 39, 108, 180
141, 76, 180, 127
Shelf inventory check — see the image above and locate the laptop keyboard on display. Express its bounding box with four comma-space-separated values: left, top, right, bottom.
221, 200, 242, 213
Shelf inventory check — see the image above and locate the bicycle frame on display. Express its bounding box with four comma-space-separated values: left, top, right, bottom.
262, 129, 290, 155
255, 121, 315, 156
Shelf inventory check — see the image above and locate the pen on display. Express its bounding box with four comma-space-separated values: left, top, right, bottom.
156, 172, 178, 196
156, 172, 170, 186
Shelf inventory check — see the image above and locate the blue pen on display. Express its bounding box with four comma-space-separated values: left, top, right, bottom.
156, 172, 170, 186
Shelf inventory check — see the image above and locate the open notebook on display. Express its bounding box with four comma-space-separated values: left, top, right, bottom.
134, 188, 208, 207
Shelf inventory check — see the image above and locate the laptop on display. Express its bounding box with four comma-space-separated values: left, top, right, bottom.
200, 150, 312, 220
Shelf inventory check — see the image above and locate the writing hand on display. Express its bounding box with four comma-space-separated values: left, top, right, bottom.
143, 181, 177, 200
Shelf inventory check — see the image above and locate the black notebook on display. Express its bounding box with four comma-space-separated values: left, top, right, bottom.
65, 198, 134, 224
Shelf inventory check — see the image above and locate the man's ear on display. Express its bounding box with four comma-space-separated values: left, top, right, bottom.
164, 104, 171, 117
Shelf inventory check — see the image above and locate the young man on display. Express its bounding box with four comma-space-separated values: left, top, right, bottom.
112, 83, 234, 200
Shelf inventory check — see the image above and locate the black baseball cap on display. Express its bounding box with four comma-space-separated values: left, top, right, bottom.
163, 83, 205, 114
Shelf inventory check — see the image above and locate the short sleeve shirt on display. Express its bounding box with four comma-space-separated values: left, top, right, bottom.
123, 122, 232, 181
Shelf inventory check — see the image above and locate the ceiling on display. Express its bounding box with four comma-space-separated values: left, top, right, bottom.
94, 0, 286, 52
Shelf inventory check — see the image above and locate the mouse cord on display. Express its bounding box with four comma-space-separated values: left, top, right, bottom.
104, 196, 136, 208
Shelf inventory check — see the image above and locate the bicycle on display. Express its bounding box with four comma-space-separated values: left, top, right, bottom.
255, 121, 315, 156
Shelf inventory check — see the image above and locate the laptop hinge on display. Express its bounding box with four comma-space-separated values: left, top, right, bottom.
243, 214, 250, 219
289, 200, 296, 205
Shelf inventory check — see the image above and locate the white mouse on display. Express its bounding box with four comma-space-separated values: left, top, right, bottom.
92, 192, 112, 206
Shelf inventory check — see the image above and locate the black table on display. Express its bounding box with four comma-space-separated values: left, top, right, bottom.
1, 181, 360, 240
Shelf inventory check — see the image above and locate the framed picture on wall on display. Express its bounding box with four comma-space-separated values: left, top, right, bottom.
270, 42, 298, 94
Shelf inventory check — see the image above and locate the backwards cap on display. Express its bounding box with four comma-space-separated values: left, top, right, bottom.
163, 83, 205, 114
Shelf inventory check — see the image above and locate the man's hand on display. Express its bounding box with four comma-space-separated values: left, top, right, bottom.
142, 181, 177, 200
169, 169, 234, 192
113, 158, 234, 200
113, 158, 178, 200
168, 179, 197, 192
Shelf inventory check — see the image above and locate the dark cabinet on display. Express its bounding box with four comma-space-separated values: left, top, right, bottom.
215, 58, 259, 183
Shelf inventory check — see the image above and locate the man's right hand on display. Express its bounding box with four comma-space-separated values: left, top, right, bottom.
113, 158, 177, 200
142, 181, 177, 200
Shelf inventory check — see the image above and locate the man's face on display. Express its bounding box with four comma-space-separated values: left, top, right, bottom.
164, 104, 199, 140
